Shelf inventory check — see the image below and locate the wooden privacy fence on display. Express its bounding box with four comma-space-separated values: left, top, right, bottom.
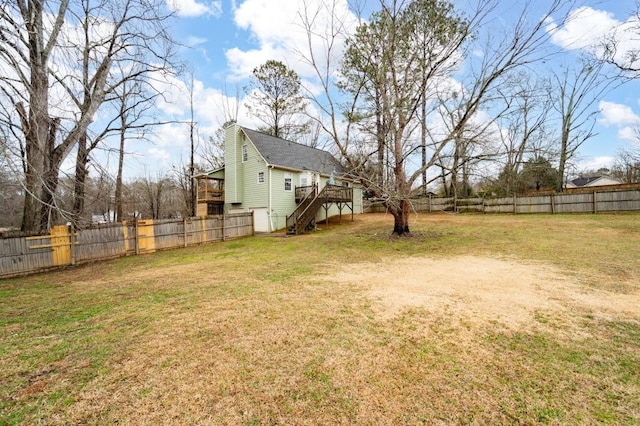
0, 213, 253, 279
365, 188, 640, 215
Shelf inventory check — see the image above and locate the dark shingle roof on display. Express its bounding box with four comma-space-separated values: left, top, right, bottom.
241, 127, 345, 176
570, 176, 601, 187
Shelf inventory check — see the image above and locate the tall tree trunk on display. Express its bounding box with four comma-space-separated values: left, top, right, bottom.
421, 94, 427, 195
20, 60, 50, 232
38, 117, 62, 231
189, 76, 196, 217
18, 99, 46, 232
39, 169, 58, 231
72, 131, 89, 227
391, 199, 410, 236
557, 119, 570, 192
449, 135, 460, 198
375, 91, 385, 189
115, 129, 125, 222
557, 143, 567, 192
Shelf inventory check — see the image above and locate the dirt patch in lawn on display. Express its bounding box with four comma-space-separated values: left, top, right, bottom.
330, 256, 639, 330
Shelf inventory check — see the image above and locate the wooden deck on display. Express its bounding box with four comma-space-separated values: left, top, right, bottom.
287, 184, 353, 235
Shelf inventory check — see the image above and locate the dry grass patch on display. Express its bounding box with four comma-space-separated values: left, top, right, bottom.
331, 255, 638, 329
1, 212, 639, 424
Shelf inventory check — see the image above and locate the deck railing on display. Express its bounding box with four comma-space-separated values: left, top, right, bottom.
323, 185, 352, 202
295, 184, 317, 203
198, 189, 224, 202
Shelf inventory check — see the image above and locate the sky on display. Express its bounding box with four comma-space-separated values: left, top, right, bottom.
113, 0, 640, 181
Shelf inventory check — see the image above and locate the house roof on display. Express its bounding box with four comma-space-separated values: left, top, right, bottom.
568, 175, 622, 187
240, 127, 345, 176
569, 176, 602, 187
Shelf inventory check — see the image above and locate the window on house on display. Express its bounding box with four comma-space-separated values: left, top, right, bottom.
300, 176, 308, 186
284, 173, 292, 191
257, 171, 265, 183
242, 144, 248, 162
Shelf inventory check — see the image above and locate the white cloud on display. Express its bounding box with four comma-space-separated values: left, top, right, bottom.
546, 7, 617, 51
578, 156, 615, 172
227, 0, 359, 81
147, 147, 172, 162
618, 126, 638, 143
598, 100, 640, 127
166, 0, 222, 18
546, 6, 640, 67
185, 36, 207, 47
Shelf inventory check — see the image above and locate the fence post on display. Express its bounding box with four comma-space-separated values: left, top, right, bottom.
513, 195, 517, 214
135, 220, 140, 255
550, 193, 555, 214
593, 191, 598, 214
428, 194, 432, 213
222, 214, 226, 241
184, 218, 188, 247
70, 224, 76, 266
122, 221, 130, 254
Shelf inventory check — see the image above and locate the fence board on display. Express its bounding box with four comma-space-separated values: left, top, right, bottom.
0, 213, 253, 279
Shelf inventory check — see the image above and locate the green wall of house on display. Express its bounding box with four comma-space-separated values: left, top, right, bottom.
224, 125, 242, 203
268, 168, 298, 231
240, 141, 268, 210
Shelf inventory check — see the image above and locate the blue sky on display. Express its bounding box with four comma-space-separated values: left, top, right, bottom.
118, 0, 640, 180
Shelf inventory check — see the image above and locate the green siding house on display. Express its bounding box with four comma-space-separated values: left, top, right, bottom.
196, 124, 363, 233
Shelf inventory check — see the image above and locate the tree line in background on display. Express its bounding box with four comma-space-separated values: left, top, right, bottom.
0, 162, 204, 230
1, 0, 640, 235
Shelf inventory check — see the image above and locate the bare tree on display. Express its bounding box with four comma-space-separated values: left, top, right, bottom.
0, 0, 178, 232
550, 56, 622, 191
137, 172, 175, 220
0, 0, 70, 231
173, 161, 206, 219
493, 72, 552, 195
202, 132, 226, 171
612, 144, 640, 183
338, 0, 472, 234
188, 72, 197, 217
603, 2, 640, 76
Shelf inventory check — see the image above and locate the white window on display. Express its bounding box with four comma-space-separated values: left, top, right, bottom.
284, 173, 292, 191
257, 171, 265, 183
300, 175, 308, 186
242, 144, 248, 162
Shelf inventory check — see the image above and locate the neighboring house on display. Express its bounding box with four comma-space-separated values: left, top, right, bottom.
565, 176, 623, 189
196, 123, 363, 233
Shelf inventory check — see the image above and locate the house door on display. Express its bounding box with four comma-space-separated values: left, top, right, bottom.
251, 208, 269, 233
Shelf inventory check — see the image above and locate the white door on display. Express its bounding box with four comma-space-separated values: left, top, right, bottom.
251, 208, 269, 232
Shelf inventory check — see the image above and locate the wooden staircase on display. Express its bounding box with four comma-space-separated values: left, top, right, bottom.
286, 184, 353, 235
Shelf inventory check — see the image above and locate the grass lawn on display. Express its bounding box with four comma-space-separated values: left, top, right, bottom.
1, 212, 639, 424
